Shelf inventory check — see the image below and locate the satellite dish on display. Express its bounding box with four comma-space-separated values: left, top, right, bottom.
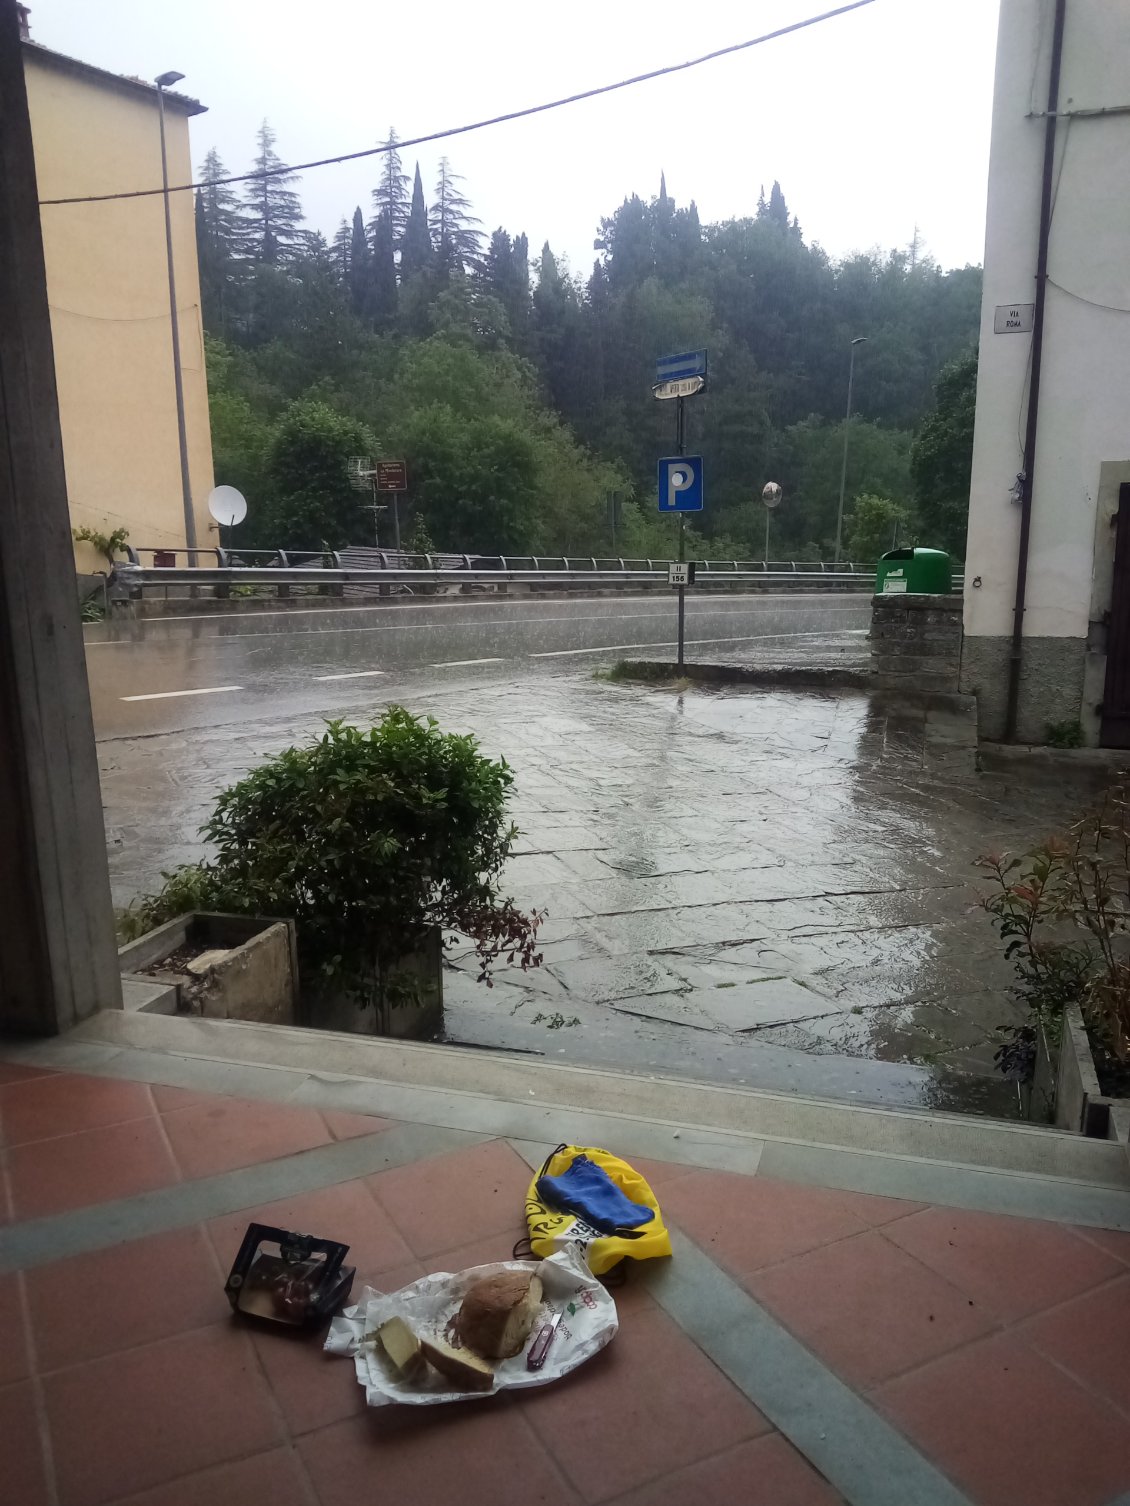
761, 482, 783, 510
208, 485, 247, 527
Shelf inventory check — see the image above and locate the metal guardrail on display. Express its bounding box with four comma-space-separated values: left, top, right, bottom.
112, 550, 964, 602
114, 564, 888, 595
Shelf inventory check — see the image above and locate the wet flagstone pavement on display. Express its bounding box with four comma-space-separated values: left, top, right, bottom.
98, 674, 1088, 1117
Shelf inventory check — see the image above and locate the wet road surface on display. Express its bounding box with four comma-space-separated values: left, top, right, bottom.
89, 596, 1081, 1119
86, 591, 869, 737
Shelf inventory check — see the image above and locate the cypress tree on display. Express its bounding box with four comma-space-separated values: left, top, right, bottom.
244, 120, 306, 264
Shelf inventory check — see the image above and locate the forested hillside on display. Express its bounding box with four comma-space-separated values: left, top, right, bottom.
197, 126, 980, 560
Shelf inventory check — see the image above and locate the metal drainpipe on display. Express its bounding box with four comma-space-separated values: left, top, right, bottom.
1005, 0, 1067, 741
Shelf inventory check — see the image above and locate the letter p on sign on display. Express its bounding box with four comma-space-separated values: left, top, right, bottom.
657, 455, 704, 512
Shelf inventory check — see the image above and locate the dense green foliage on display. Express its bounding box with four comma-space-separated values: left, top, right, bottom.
195, 128, 981, 559
910, 351, 979, 557
122, 713, 544, 1008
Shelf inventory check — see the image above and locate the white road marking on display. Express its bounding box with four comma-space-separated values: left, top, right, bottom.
120, 685, 242, 702
529, 642, 673, 657
314, 670, 388, 681
529, 629, 865, 658
431, 657, 505, 667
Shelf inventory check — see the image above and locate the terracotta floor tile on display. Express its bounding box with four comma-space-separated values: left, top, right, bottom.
0, 1061, 57, 1085
105, 1448, 311, 1506
1074, 1224, 1130, 1264
44, 1324, 282, 1506
659, 1171, 872, 1275
0, 1380, 50, 1506
367, 1140, 532, 1259
1021, 1274, 1130, 1414
519, 1303, 768, 1502
207, 1179, 415, 1288
605, 1434, 844, 1506
149, 1084, 223, 1113
885, 1205, 1123, 1322
7, 1118, 179, 1220
320, 1109, 395, 1141
747, 1229, 995, 1388
26, 1227, 225, 1372
300, 1400, 576, 1506
0, 1272, 30, 1385
877, 1333, 1130, 1506
161, 1096, 332, 1180
1, 1072, 154, 1147
249, 1323, 371, 1437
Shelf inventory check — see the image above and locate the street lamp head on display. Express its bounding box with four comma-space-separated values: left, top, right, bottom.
155, 71, 185, 89
851, 336, 869, 346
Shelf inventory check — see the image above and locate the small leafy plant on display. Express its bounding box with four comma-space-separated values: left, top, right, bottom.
123, 711, 544, 1014
72, 525, 130, 564
1045, 719, 1084, 749
980, 777, 1130, 1092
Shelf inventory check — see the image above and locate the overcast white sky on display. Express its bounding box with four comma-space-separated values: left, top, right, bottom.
29, 0, 1001, 277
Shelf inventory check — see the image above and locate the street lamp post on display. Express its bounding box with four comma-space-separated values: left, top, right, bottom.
834, 335, 868, 566
155, 70, 197, 556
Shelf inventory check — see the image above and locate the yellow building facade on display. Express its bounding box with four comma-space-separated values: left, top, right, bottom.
23, 34, 216, 567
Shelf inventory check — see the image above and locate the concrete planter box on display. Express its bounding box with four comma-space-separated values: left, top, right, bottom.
304, 926, 444, 1041
118, 913, 299, 1026
1032, 1002, 1130, 1143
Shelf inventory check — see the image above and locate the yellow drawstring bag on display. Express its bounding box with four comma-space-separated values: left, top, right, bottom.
523, 1143, 672, 1276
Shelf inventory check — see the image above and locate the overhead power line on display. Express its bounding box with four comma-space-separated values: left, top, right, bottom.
39, 1, 876, 208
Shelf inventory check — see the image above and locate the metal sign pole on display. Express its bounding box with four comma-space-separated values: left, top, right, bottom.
764, 506, 770, 566
392, 492, 402, 553
676, 394, 686, 673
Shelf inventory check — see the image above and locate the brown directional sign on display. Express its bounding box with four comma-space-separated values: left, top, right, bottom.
375, 460, 407, 492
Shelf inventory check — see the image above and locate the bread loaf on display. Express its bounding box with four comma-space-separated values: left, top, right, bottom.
418, 1334, 495, 1391
454, 1270, 544, 1359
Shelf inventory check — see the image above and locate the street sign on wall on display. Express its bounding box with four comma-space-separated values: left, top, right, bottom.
994, 303, 1034, 334
657, 455, 704, 512
375, 460, 408, 491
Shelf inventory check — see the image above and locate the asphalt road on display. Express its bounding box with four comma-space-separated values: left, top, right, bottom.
85, 590, 870, 738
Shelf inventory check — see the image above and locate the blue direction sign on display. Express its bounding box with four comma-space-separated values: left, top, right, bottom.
658, 455, 704, 512
656, 350, 707, 385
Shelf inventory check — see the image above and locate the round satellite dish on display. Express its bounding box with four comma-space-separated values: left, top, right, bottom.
761, 481, 783, 510
207, 485, 247, 527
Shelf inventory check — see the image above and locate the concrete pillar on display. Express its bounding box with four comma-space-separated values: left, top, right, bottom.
0, 0, 122, 1033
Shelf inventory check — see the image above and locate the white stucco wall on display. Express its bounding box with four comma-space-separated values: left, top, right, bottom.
965, 0, 1130, 643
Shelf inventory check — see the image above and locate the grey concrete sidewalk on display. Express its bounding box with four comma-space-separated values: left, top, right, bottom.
98, 671, 1088, 1118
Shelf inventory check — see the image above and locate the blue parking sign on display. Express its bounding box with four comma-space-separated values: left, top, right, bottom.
657, 455, 704, 512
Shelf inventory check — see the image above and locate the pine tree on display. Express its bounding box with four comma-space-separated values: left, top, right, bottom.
370, 210, 398, 330
399, 163, 433, 281
347, 207, 372, 319
429, 156, 482, 275
370, 127, 409, 241
244, 120, 306, 264
482, 228, 530, 346
195, 148, 247, 332
331, 218, 352, 281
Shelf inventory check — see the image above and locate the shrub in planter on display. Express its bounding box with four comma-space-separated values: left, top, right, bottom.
123, 711, 543, 1026
980, 777, 1130, 1096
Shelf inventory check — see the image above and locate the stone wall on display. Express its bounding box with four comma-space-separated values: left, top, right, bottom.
870, 593, 963, 692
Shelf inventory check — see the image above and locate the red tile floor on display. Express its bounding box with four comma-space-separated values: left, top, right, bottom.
2, 1062, 1130, 1506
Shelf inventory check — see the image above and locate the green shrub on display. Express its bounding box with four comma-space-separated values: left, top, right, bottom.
1045, 719, 1084, 749
123, 711, 543, 1009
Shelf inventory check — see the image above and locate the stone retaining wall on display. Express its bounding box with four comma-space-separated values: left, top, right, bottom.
870, 592, 963, 692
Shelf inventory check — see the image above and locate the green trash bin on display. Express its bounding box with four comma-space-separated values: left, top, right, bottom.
875, 547, 952, 595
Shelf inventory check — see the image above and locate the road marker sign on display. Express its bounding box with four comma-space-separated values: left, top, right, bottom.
668, 562, 696, 587
658, 455, 704, 512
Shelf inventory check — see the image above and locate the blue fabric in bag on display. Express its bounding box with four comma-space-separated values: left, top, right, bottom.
536, 1153, 655, 1234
